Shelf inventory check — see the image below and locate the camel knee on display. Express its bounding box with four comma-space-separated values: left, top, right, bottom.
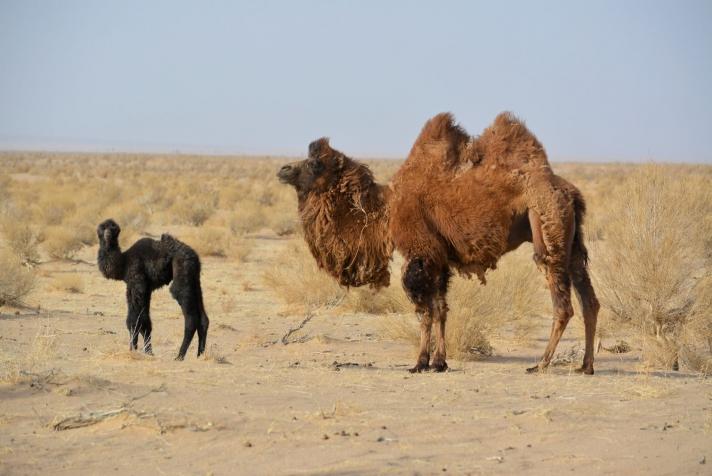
590, 296, 601, 316
402, 258, 436, 305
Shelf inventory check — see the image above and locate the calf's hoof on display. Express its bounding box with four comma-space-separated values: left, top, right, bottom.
174, 354, 185, 362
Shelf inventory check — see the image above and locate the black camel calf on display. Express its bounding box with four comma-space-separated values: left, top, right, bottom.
97, 219, 209, 360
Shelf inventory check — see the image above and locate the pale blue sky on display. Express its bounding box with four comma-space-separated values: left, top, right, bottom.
1, 1, 711, 161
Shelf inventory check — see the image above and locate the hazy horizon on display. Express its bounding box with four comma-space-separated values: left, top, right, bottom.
2, 1, 711, 163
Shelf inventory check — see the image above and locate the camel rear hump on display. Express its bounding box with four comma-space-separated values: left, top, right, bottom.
473, 112, 549, 169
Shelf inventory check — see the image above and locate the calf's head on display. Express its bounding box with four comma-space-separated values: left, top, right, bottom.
97, 219, 121, 246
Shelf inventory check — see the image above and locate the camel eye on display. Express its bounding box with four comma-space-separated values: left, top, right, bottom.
308, 161, 324, 173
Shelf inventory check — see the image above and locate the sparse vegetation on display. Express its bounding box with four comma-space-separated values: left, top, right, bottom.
47, 273, 85, 294
0, 321, 58, 382
590, 164, 712, 373
0, 249, 37, 306
262, 239, 345, 310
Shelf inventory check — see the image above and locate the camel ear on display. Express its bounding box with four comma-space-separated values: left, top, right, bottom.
308, 137, 332, 159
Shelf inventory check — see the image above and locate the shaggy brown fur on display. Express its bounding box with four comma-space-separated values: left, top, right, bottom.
278, 112, 599, 375
277, 138, 393, 289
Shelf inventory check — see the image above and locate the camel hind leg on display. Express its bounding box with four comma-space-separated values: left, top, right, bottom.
194, 275, 210, 358
527, 206, 576, 374
170, 255, 203, 361
569, 233, 600, 375
526, 268, 574, 373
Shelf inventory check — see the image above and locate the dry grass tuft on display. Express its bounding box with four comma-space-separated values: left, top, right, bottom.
47, 273, 85, 294
342, 285, 411, 315
94, 326, 155, 360
0, 249, 37, 307
262, 239, 345, 310
590, 164, 712, 372
0, 321, 59, 382
200, 344, 230, 364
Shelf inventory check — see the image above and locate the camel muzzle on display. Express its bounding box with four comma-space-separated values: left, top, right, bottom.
277, 165, 297, 184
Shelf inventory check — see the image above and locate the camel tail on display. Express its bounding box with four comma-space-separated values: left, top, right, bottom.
571, 191, 589, 268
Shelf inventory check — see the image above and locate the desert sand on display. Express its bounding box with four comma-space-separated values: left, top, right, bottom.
1, 226, 710, 476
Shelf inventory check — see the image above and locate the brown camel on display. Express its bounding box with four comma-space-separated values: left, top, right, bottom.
277, 112, 599, 374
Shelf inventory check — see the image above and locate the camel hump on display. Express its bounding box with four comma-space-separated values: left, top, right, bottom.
491, 111, 545, 154
160, 233, 176, 244
492, 111, 520, 128
413, 112, 469, 150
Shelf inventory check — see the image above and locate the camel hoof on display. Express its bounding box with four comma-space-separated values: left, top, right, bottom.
431, 360, 448, 372
174, 355, 185, 362
575, 365, 594, 375
409, 364, 429, 373
526, 365, 542, 374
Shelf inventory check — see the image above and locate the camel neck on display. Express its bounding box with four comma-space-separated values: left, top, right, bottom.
98, 242, 125, 281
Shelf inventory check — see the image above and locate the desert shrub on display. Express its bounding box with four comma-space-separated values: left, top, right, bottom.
1, 220, 40, 264
0, 249, 37, 306
171, 197, 215, 226
137, 185, 166, 214
47, 273, 85, 293
184, 227, 229, 257
268, 206, 297, 236
218, 183, 250, 210
39, 195, 76, 225
262, 239, 345, 310
379, 248, 547, 360
0, 173, 10, 203
227, 233, 254, 262
41, 226, 83, 260
66, 203, 103, 245
590, 164, 712, 372
182, 226, 255, 261
228, 201, 267, 235
104, 202, 148, 233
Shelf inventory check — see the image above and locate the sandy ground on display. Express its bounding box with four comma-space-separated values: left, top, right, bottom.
1, 231, 710, 476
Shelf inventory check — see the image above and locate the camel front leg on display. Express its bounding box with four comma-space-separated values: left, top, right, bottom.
126, 281, 152, 354
410, 305, 432, 373
430, 293, 449, 372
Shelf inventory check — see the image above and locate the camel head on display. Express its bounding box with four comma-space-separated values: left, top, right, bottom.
97, 219, 121, 246
277, 138, 346, 199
